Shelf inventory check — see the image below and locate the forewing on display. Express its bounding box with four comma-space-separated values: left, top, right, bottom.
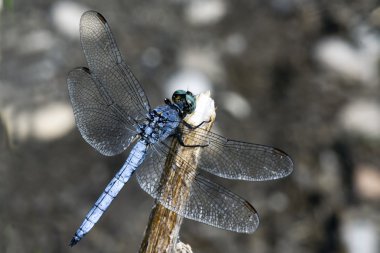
136, 141, 259, 233
181, 126, 293, 181
79, 11, 150, 120
68, 67, 139, 156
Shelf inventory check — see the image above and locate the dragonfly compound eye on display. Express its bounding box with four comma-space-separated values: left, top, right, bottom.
172, 90, 187, 102
184, 94, 196, 114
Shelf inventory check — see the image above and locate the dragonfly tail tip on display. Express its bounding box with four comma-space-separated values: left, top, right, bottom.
69, 234, 81, 247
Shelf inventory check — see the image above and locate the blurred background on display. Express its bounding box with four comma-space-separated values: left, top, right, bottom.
1, 0, 380, 252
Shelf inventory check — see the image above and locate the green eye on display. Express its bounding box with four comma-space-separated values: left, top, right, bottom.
185, 95, 196, 113
172, 90, 196, 114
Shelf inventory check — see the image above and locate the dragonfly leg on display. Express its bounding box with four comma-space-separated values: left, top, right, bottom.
182, 119, 211, 130
176, 130, 209, 148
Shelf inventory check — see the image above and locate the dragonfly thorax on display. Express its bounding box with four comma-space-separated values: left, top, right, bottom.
139, 105, 181, 144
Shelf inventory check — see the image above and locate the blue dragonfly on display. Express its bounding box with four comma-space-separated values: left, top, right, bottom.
67, 11, 293, 246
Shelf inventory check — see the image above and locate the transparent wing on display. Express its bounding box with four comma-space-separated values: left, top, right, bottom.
68, 67, 139, 156
79, 10, 150, 121
136, 140, 259, 233
181, 126, 294, 181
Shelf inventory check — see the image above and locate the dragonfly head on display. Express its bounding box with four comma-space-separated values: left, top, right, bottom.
172, 90, 196, 116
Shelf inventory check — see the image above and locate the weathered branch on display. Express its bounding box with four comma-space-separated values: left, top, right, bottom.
139, 91, 216, 253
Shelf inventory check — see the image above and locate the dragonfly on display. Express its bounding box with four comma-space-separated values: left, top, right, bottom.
67, 10, 293, 247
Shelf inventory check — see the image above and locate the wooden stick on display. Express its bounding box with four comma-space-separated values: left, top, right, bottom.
139, 91, 216, 253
